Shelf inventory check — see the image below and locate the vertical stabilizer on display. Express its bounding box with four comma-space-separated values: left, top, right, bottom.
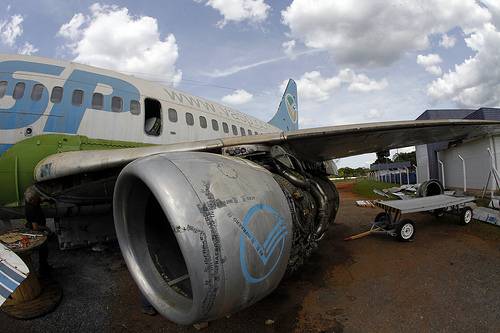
268, 79, 298, 131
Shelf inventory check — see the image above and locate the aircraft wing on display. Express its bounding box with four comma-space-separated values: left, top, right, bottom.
34, 119, 500, 182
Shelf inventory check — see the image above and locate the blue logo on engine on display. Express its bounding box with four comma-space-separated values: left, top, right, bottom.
239, 204, 288, 284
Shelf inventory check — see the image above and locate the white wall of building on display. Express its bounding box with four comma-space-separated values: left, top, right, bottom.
416, 144, 429, 183
437, 135, 499, 191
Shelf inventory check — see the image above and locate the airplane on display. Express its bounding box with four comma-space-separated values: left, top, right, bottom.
0, 53, 498, 325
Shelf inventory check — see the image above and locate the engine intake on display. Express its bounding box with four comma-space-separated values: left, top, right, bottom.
113, 152, 293, 325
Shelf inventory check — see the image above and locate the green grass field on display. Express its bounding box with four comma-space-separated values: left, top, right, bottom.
352, 178, 398, 199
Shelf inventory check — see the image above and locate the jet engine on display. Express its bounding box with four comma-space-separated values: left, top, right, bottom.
113, 147, 338, 325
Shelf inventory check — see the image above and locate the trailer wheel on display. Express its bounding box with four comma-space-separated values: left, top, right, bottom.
460, 207, 473, 225
374, 212, 390, 228
396, 219, 415, 242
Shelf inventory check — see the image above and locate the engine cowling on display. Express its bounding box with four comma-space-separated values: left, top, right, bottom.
113, 152, 294, 325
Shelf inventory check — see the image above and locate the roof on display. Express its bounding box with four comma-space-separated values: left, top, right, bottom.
416, 109, 475, 120
370, 161, 412, 171
464, 108, 500, 121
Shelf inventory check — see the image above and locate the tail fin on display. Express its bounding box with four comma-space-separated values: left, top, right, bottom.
268, 79, 298, 131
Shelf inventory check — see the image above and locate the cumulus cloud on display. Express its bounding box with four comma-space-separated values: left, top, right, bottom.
281, 0, 490, 67
58, 3, 182, 85
221, 89, 253, 105
416, 54, 443, 76
0, 14, 23, 47
428, 23, 500, 107
196, 0, 270, 28
282, 40, 296, 58
286, 69, 387, 102
18, 42, 38, 55
439, 33, 456, 49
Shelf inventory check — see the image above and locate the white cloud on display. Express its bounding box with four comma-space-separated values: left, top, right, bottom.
439, 33, 456, 49
196, 0, 270, 28
58, 13, 87, 40
58, 3, 182, 85
287, 70, 387, 102
282, 40, 296, 58
281, 0, 491, 67
0, 14, 23, 47
221, 89, 253, 105
367, 108, 382, 119
428, 23, 500, 107
416, 53, 443, 76
18, 42, 38, 55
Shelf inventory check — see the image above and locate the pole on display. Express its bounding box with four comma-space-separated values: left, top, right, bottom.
458, 154, 466, 193
438, 160, 445, 189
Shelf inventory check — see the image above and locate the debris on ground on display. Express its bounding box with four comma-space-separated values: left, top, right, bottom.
265, 319, 275, 325
355, 200, 376, 208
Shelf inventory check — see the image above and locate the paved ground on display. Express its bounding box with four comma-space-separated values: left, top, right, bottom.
2, 181, 500, 332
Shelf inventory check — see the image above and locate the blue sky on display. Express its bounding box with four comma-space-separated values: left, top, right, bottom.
1, 0, 500, 167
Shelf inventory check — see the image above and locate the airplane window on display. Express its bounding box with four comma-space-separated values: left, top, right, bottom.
254, 131, 259, 135
51, 86, 63, 103
168, 108, 178, 122
92, 93, 104, 110
112, 96, 123, 112
247, 129, 252, 136
72, 89, 84, 106
212, 119, 219, 131
0, 81, 6, 98
13, 82, 25, 100
240, 127, 246, 136
130, 100, 140, 115
222, 122, 229, 133
231, 125, 238, 135
199, 116, 207, 128
185, 112, 194, 126
144, 98, 162, 136
31, 84, 44, 101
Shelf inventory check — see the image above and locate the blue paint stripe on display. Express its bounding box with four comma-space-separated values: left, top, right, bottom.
0, 272, 17, 291
0, 283, 11, 298
263, 221, 283, 249
0, 144, 13, 156
0, 262, 25, 284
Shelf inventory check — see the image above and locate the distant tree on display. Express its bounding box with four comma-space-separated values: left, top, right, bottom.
338, 167, 369, 179
375, 150, 391, 164
392, 151, 416, 165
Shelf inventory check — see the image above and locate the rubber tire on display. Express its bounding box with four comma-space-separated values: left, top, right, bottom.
374, 212, 390, 223
460, 207, 473, 225
396, 219, 415, 242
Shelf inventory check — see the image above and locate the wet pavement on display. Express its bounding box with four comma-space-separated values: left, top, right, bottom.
2, 181, 500, 332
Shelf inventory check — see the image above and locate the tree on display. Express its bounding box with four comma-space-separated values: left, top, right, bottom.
392, 151, 416, 165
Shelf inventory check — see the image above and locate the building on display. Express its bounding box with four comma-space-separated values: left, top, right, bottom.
416, 108, 500, 192
369, 161, 416, 184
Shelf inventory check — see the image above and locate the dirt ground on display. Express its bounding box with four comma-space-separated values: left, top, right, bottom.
2, 181, 500, 332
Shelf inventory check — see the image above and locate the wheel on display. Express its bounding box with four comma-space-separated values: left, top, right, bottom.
396, 219, 415, 242
460, 207, 473, 225
374, 212, 390, 228
433, 209, 445, 218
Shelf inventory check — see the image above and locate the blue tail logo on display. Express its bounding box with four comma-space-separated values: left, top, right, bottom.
268, 79, 298, 131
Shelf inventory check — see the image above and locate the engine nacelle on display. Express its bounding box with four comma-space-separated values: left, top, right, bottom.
113, 152, 293, 325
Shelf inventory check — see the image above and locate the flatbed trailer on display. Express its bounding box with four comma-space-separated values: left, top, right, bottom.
368, 194, 475, 241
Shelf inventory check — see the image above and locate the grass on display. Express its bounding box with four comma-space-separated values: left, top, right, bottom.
352, 178, 399, 199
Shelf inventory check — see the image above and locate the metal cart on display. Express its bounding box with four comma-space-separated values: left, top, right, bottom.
371, 194, 475, 241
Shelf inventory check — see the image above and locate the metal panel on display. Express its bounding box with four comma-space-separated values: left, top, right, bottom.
376, 194, 474, 213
